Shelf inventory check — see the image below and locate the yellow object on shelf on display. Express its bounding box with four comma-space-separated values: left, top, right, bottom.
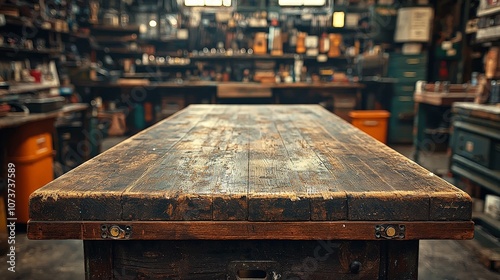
349, 110, 390, 144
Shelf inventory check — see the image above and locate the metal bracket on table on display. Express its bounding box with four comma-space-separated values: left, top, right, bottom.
100, 224, 132, 240
375, 224, 406, 240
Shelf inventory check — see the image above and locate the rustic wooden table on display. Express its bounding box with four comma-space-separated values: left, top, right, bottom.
28, 105, 473, 279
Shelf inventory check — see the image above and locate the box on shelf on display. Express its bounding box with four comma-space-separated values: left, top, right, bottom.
485, 194, 500, 220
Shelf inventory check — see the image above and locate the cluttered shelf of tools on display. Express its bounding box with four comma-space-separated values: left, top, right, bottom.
0, 14, 70, 35
187, 53, 352, 61
0, 46, 63, 57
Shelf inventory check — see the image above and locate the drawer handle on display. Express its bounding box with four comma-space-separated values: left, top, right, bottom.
229, 261, 280, 280
402, 86, 414, 91
363, 120, 379, 127
350, 261, 362, 274
398, 112, 415, 121
406, 59, 420, 65
398, 96, 413, 102
403, 72, 417, 78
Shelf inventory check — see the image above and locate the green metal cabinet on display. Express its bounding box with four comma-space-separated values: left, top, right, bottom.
387, 53, 427, 143
388, 96, 415, 144
450, 103, 500, 197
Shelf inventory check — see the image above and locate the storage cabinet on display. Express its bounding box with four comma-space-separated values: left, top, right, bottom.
387, 53, 427, 143
450, 103, 500, 195
450, 102, 500, 270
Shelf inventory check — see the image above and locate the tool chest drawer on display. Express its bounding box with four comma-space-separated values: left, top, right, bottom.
388, 54, 427, 83
450, 102, 500, 196
389, 68, 426, 84
393, 83, 417, 97
452, 122, 500, 170
388, 54, 427, 69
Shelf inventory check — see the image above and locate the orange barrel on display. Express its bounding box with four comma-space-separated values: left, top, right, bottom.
349, 110, 391, 144
6, 119, 54, 223
0, 194, 8, 254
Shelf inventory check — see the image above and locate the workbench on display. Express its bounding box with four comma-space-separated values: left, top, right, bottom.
28, 105, 473, 279
74, 81, 364, 123
413, 91, 476, 164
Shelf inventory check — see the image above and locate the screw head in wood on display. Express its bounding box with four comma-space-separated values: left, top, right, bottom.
109, 226, 121, 237
386, 226, 396, 237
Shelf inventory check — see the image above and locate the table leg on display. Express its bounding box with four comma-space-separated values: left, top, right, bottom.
84, 240, 113, 280
385, 240, 419, 280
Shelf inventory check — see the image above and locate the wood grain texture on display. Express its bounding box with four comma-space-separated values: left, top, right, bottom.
29, 105, 472, 226
27, 221, 475, 240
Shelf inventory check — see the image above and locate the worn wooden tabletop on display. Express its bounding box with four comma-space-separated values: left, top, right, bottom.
30, 105, 471, 224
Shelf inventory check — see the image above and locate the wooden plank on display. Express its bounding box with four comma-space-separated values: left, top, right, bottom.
84, 241, 113, 280
293, 107, 431, 220
30, 106, 213, 221
270, 106, 348, 221
247, 106, 309, 221
212, 108, 250, 221
27, 221, 475, 241
121, 109, 222, 220
308, 107, 472, 221
122, 106, 250, 221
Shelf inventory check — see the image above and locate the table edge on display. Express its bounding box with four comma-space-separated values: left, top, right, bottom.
27, 220, 474, 241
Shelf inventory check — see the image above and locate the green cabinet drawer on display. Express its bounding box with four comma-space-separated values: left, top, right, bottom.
393, 83, 417, 97
388, 54, 427, 83
452, 124, 500, 170
389, 68, 426, 83
388, 54, 427, 68
388, 96, 415, 143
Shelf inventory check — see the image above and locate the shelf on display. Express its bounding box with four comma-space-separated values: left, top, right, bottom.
451, 155, 500, 195
0, 84, 58, 96
93, 34, 138, 44
477, 6, 500, 17
190, 54, 297, 61
333, 5, 371, 13
0, 46, 62, 56
303, 55, 352, 61
95, 47, 143, 57
90, 24, 141, 33
135, 64, 195, 69
122, 73, 171, 78
476, 26, 500, 43
137, 38, 189, 44
1, 15, 74, 37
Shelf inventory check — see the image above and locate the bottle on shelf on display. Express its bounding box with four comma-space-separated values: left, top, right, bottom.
328, 34, 342, 58
296, 32, 307, 54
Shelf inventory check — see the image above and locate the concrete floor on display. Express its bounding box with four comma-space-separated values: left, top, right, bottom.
1, 138, 499, 279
